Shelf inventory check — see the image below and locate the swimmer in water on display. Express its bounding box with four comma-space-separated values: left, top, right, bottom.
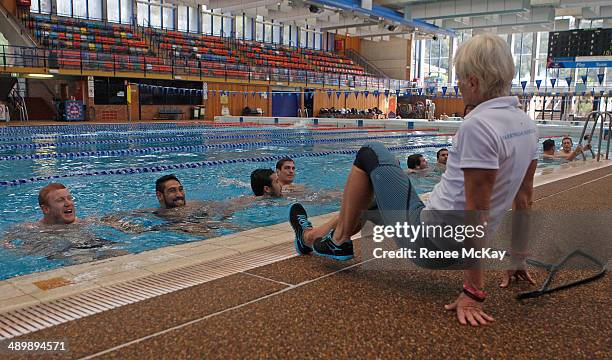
434, 148, 448, 173
105, 174, 244, 238
275, 157, 305, 193
406, 154, 429, 174
1, 183, 129, 264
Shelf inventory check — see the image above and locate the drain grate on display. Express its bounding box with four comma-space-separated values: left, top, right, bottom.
0, 243, 295, 340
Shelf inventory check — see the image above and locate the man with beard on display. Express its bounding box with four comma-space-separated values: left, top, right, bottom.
150, 174, 242, 236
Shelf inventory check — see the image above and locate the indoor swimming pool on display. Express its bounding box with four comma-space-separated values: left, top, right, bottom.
0, 123, 575, 279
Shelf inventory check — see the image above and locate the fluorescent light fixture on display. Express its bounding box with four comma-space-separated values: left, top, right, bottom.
27, 73, 54, 78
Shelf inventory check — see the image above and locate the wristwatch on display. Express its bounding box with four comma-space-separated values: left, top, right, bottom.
463, 282, 487, 302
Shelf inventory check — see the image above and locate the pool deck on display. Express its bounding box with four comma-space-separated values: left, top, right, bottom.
0, 158, 610, 358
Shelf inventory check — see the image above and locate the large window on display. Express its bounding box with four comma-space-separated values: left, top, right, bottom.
189, 6, 198, 33
108, 0, 120, 23
163, 5, 174, 30
512, 33, 533, 84
235, 14, 244, 39
282, 25, 290, 46
149, 2, 161, 28
422, 36, 450, 85
137, 2, 148, 26
178, 6, 188, 32
255, 15, 264, 42
202, 6, 212, 35
223, 15, 232, 37
56, 0, 71, 17
534, 32, 549, 81
272, 23, 281, 44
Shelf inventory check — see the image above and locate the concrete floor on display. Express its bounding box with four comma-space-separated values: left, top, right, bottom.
1, 166, 610, 359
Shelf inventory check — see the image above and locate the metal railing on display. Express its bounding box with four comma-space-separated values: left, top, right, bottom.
0, 44, 411, 90
344, 49, 389, 79
8, 85, 28, 122
578, 111, 611, 161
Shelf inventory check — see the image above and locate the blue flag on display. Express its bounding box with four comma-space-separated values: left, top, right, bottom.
535, 79, 542, 90
550, 78, 556, 88
453, 85, 459, 97
597, 73, 604, 85
442, 86, 448, 97
565, 77, 572, 87
520, 81, 527, 92
581, 75, 588, 84
364, 91, 369, 98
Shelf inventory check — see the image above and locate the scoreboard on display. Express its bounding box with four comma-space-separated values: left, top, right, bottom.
548, 28, 612, 58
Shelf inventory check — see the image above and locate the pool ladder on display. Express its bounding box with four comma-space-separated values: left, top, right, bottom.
578, 111, 611, 161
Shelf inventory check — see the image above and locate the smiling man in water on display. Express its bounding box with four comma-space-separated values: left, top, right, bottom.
38, 183, 77, 225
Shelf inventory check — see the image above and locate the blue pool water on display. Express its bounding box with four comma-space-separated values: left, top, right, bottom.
0, 124, 570, 280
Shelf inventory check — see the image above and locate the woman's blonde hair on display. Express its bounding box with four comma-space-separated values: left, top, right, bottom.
454, 33, 515, 98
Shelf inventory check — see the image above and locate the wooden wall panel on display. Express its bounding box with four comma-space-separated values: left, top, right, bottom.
335, 34, 360, 53
205, 83, 270, 120
313, 91, 389, 116
433, 98, 465, 118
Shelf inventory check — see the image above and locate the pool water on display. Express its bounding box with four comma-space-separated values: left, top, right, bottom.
0, 125, 572, 280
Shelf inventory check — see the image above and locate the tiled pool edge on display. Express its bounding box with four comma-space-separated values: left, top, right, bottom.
0, 212, 338, 315
0, 161, 612, 325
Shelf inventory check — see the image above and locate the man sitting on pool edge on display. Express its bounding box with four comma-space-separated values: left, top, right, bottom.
289, 33, 538, 326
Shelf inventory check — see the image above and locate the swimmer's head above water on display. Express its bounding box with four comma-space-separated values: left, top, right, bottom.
38, 183, 76, 225
156, 174, 186, 209
250, 168, 283, 198
275, 157, 295, 186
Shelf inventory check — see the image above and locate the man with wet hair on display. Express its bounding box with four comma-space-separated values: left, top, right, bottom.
546, 137, 588, 161
156, 174, 186, 209
38, 183, 77, 225
542, 139, 556, 159
275, 157, 305, 192
251, 169, 283, 197
435, 148, 449, 172
406, 154, 428, 174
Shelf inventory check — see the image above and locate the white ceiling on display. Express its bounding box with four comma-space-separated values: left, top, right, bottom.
175, 0, 612, 41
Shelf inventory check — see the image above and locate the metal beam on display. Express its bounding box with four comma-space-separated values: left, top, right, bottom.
306, 0, 454, 36
410, 0, 530, 20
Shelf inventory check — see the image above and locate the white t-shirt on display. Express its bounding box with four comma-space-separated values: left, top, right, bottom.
425, 96, 538, 221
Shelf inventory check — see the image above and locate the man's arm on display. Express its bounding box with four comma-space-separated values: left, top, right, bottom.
445, 168, 497, 326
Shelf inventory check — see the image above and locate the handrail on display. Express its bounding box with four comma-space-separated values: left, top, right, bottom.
578, 111, 611, 161
344, 49, 389, 79
0, 43, 408, 90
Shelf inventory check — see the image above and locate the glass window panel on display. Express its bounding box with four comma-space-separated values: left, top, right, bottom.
272, 24, 280, 44
163, 6, 174, 29
538, 32, 548, 57
189, 7, 198, 32
264, 23, 272, 43
245, 17, 252, 39
283, 25, 290, 45
108, 0, 120, 23
202, 13, 212, 35
299, 29, 306, 48
39, 0, 51, 13
88, 0, 102, 20
73, 0, 87, 18
291, 26, 297, 47
150, 4, 161, 28
31, 0, 39, 13
137, 3, 148, 26
212, 13, 221, 36
178, 6, 188, 32
121, 0, 133, 24
223, 15, 232, 37
235, 15, 244, 39
57, 0, 71, 17
255, 15, 263, 41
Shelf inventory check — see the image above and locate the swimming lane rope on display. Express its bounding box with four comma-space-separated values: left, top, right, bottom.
0, 142, 452, 186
